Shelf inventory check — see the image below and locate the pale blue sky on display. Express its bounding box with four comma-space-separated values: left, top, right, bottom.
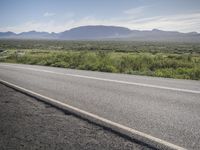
0, 0, 200, 33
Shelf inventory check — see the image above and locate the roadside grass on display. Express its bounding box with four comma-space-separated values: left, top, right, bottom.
1, 50, 200, 80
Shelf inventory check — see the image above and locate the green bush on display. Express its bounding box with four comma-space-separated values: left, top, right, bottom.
1, 49, 200, 80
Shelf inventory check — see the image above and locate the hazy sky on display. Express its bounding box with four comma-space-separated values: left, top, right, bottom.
0, 0, 200, 33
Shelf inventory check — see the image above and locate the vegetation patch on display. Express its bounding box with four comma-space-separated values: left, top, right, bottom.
0, 40, 200, 80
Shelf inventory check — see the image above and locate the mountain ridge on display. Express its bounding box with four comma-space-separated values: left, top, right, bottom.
0, 25, 200, 42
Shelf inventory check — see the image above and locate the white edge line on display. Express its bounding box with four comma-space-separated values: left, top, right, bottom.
0, 64, 199, 94
0, 79, 186, 150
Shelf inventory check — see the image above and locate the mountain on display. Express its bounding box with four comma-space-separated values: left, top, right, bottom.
59, 25, 131, 40
0, 31, 16, 38
17, 31, 52, 39
122, 29, 200, 42
0, 31, 52, 39
0, 25, 200, 42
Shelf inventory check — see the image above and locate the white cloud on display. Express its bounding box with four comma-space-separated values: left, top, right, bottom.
127, 12, 200, 32
124, 6, 148, 15
0, 12, 200, 33
63, 12, 75, 19
43, 12, 55, 17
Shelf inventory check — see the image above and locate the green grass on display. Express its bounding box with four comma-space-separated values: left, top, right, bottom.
0, 39, 200, 54
0, 39, 200, 80
1, 49, 200, 80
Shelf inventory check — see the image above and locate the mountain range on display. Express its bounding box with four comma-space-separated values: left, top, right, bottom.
0, 25, 200, 42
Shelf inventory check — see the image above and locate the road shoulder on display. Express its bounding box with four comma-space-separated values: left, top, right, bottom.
0, 83, 153, 150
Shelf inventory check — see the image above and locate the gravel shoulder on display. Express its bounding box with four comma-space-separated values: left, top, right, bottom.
0, 83, 154, 150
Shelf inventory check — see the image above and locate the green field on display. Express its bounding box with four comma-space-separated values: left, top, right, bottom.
0, 39, 200, 80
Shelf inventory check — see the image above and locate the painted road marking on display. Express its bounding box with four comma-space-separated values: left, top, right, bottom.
0, 79, 186, 150
0, 64, 200, 94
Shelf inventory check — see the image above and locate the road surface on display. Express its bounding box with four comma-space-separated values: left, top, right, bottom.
0, 63, 200, 149
0, 83, 152, 150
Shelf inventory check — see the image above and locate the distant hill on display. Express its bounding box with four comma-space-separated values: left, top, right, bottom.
123, 29, 200, 42
0, 25, 200, 42
17, 31, 51, 39
0, 31, 16, 38
59, 25, 131, 40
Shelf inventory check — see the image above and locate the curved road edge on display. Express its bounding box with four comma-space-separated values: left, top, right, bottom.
0, 79, 186, 150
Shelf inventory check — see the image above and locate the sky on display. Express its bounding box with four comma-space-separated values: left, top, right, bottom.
0, 0, 200, 33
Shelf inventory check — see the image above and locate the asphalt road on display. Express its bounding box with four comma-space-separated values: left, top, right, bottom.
0, 63, 200, 149
0, 83, 151, 150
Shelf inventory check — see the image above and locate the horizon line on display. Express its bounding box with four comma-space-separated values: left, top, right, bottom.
0, 25, 199, 34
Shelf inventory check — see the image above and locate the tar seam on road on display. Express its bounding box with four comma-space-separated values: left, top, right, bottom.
0, 79, 187, 150
0, 64, 200, 94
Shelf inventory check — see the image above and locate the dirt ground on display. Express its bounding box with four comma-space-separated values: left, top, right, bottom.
0, 83, 154, 150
